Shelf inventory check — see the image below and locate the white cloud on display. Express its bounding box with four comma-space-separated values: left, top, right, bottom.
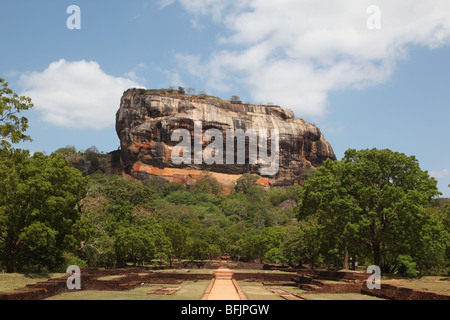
430, 169, 450, 179
166, 0, 450, 117
158, 0, 176, 10
20, 59, 143, 129
125, 63, 147, 84
177, 0, 239, 22
169, 72, 185, 88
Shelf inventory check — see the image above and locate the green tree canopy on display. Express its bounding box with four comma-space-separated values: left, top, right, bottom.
296, 148, 441, 269
191, 173, 223, 195
235, 173, 258, 193
239, 226, 286, 263
100, 176, 156, 206
0, 150, 88, 272
0, 78, 33, 148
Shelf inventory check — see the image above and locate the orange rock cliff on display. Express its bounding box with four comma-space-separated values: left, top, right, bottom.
115, 89, 336, 192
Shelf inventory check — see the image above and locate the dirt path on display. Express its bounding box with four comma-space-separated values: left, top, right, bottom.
203, 268, 244, 300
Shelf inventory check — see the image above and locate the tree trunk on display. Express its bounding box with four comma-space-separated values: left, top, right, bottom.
373, 244, 381, 268
6, 239, 18, 273
6, 250, 17, 273
343, 247, 349, 270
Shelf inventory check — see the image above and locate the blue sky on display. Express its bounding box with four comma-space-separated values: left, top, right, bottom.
1, 0, 449, 197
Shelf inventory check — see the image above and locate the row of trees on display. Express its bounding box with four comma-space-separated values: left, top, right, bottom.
71, 173, 302, 269
2, 153, 447, 275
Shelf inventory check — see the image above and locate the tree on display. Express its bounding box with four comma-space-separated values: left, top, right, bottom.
186, 228, 221, 261
162, 220, 188, 266
221, 196, 247, 219
302, 168, 317, 181
54, 145, 77, 157
0, 78, 33, 148
230, 95, 241, 102
101, 176, 156, 206
0, 150, 88, 272
85, 146, 101, 174
222, 221, 250, 258
165, 190, 195, 206
191, 173, 223, 195
295, 215, 325, 269
239, 226, 285, 263
153, 202, 200, 225
114, 226, 156, 267
276, 225, 304, 267
266, 187, 289, 206
410, 203, 449, 275
186, 87, 196, 95
296, 148, 441, 269
235, 174, 260, 194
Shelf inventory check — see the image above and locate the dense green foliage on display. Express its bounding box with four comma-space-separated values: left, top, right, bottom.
0, 78, 448, 276
0, 78, 33, 148
296, 148, 449, 275
69, 173, 300, 269
1, 146, 448, 275
0, 149, 88, 272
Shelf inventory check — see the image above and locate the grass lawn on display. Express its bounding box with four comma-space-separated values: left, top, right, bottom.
232, 269, 297, 274
2, 271, 448, 301
382, 276, 450, 295
236, 282, 285, 300
300, 293, 384, 300
237, 281, 384, 300
0, 273, 65, 293
154, 269, 214, 274
46, 280, 211, 300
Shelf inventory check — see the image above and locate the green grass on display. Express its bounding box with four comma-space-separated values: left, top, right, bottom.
236, 281, 384, 300
236, 282, 284, 300
3, 271, 447, 301
46, 280, 211, 300
300, 293, 384, 300
382, 276, 450, 295
155, 269, 214, 274
0, 273, 66, 293
231, 269, 296, 274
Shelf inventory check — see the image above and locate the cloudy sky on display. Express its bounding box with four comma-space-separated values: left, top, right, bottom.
1, 0, 449, 196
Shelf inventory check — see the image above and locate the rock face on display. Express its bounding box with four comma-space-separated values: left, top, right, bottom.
116, 89, 336, 191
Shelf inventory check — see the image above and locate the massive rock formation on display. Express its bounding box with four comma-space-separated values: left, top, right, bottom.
116, 89, 336, 191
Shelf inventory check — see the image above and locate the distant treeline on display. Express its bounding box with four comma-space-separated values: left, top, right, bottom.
1, 145, 448, 277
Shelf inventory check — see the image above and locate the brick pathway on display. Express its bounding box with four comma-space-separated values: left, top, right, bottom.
203, 268, 244, 300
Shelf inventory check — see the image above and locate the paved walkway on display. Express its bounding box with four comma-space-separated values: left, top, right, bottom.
203, 267, 244, 300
